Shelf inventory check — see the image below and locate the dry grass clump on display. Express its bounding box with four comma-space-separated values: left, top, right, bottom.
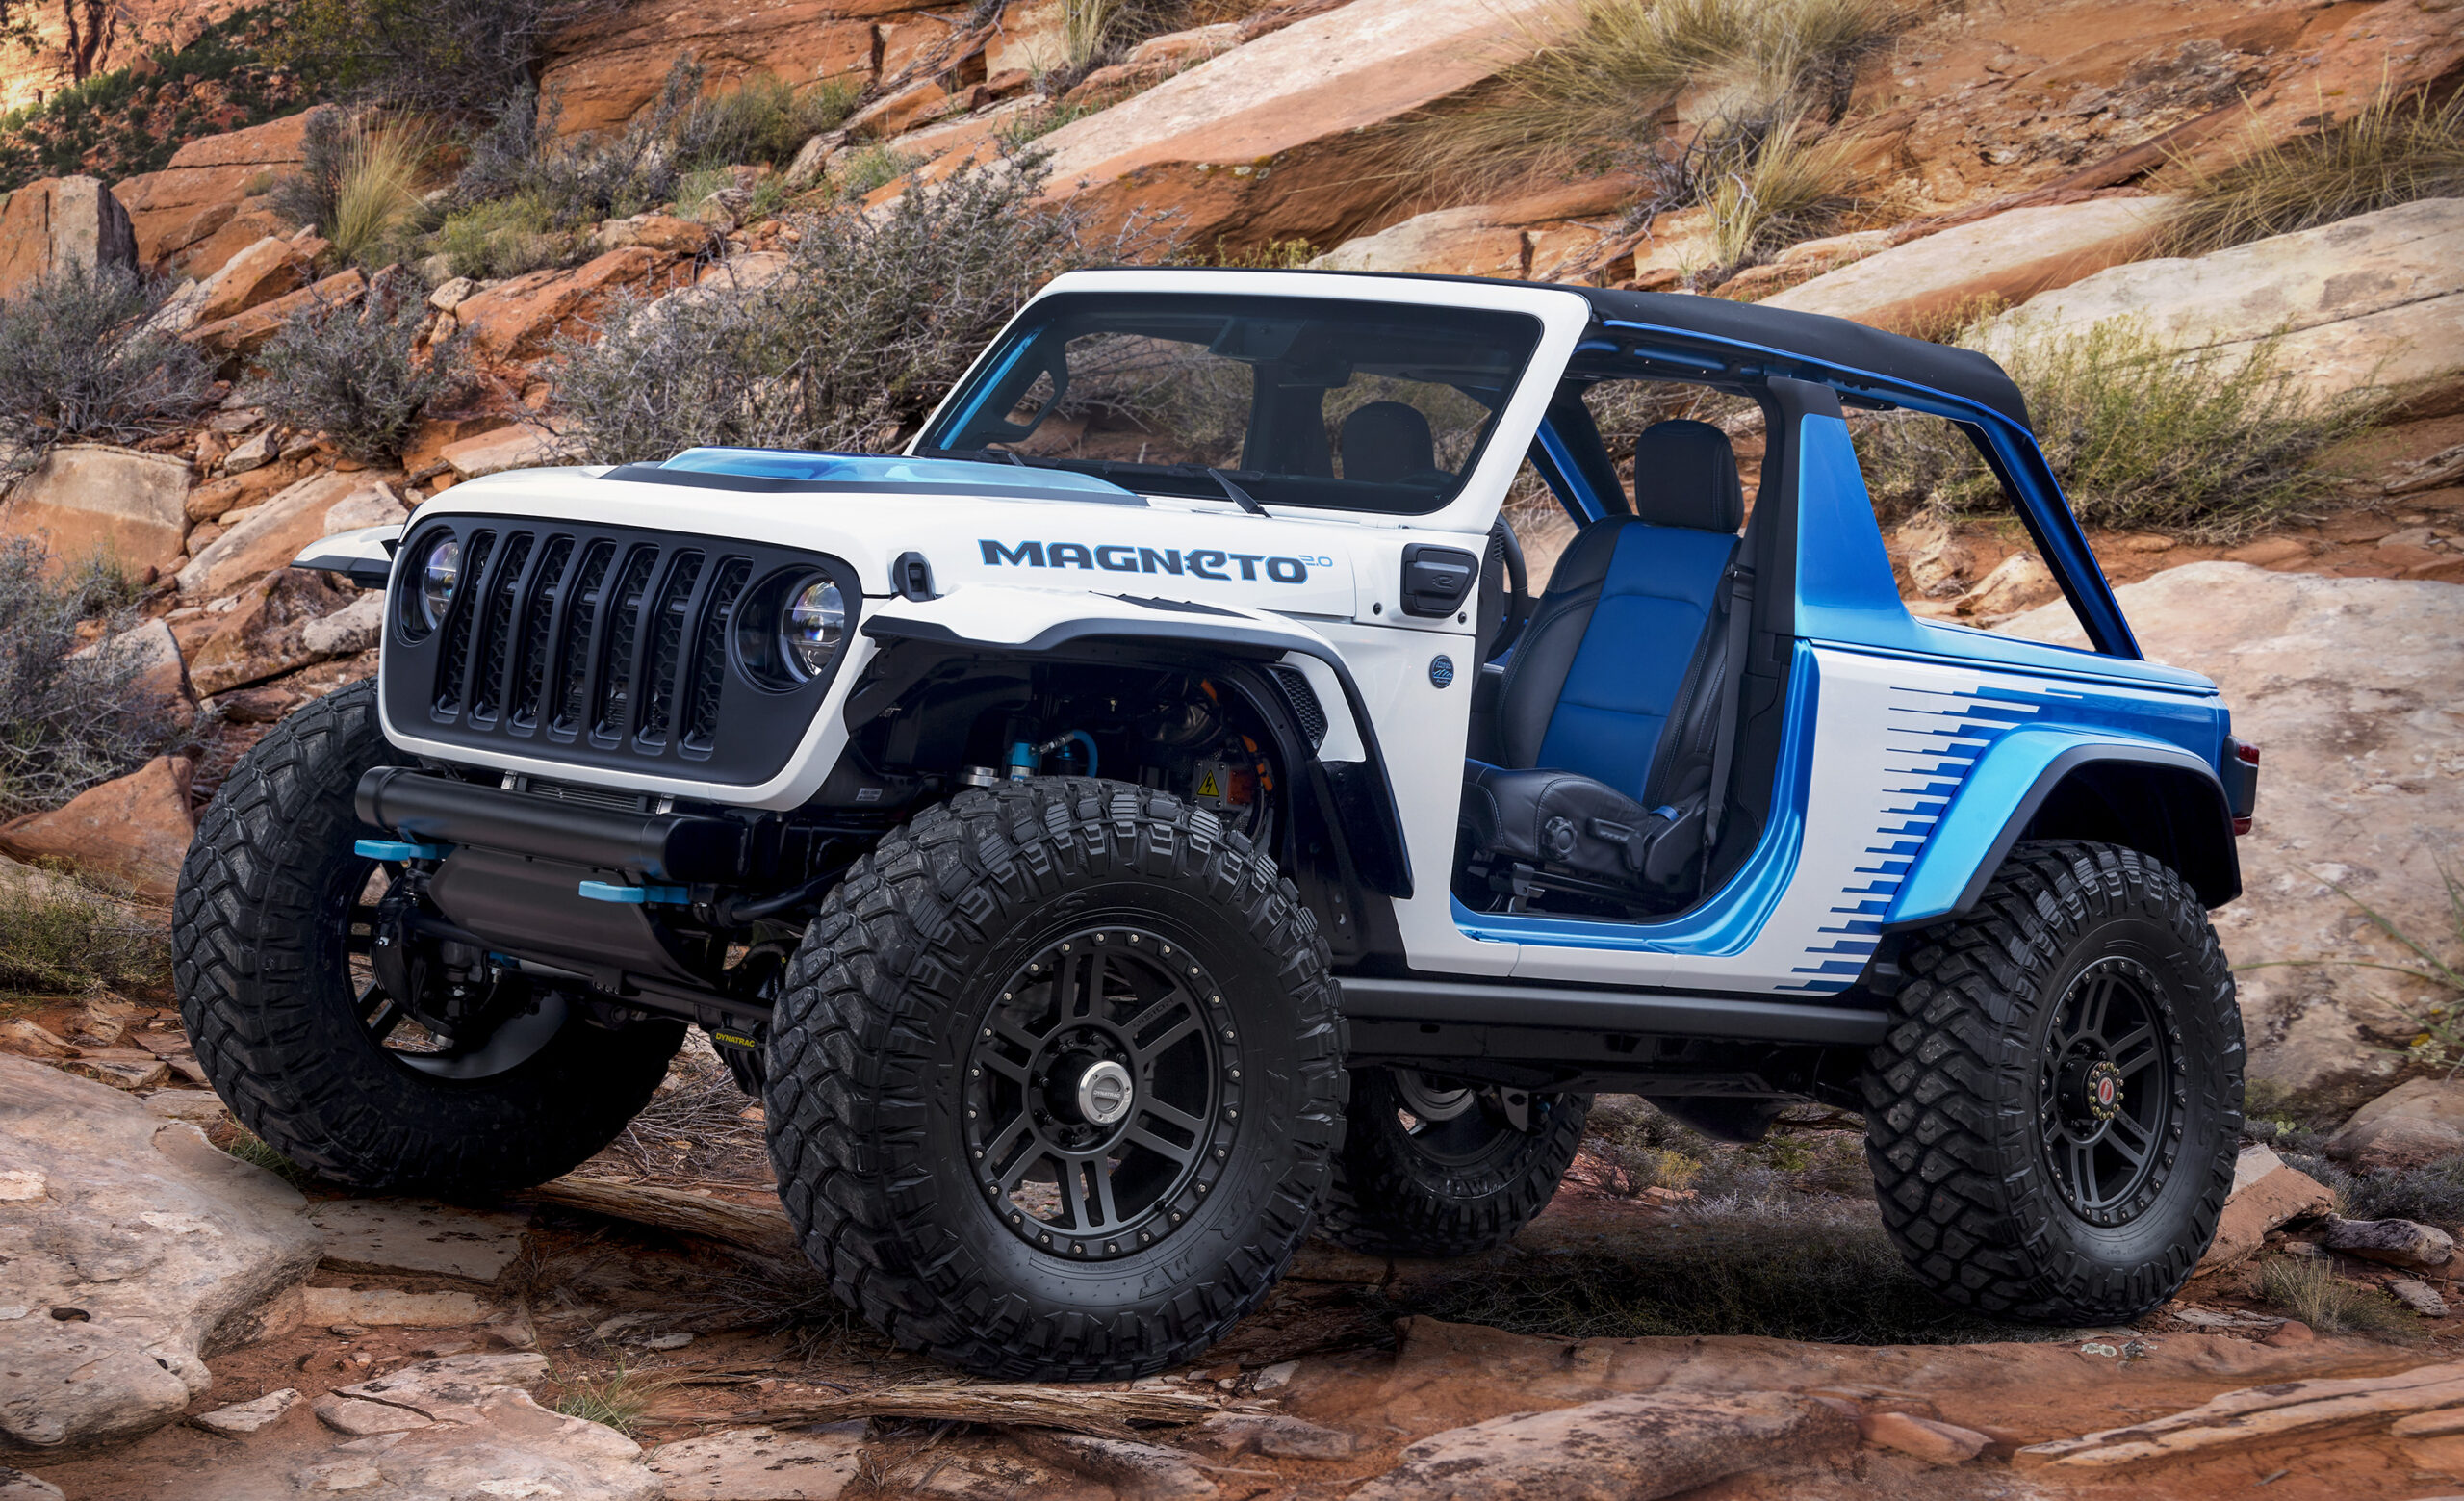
1404, 0, 1896, 197
552, 1363, 680, 1436
0, 539, 172, 816
2161, 88, 2464, 257
270, 105, 440, 266
1706, 117, 1861, 266
0, 860, 168, 994
1858, 316, 2385, 540
2260, 1255, 2415, 1338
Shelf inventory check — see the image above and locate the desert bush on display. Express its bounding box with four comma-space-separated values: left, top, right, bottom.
2261, 1255, 2414, 1337
2162, 88, 2464, 257
267, 0, 626, 118
0, 860, 169, 992
834, 144, 920, 199
669, 72, 858, 169
1404, 0, 1894, 196
0, 539, 172, 815
247, 287, 472, 463
1857, 316, 2385, 540
0, 264, 218, 482
552, 153, 1162, 461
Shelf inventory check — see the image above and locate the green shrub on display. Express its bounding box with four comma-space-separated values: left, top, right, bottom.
0, 860, 169, 992
2162, 88, 2464, 257
0, 539, 173, 816
834, 144, 920, 199
247, 286, 474, 463
672, 72, 859, 169
2260, 1255, 2414, 1337
0, 264, 217, 484
551, 154, 1160, 462
1857, 316, 2386, 540
440, 194, 584, 280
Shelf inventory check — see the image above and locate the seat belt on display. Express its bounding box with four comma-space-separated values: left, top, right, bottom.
1701, 559, 1757, 852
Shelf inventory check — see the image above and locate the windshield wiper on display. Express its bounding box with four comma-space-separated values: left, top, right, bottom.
1206, 468, 1267, 516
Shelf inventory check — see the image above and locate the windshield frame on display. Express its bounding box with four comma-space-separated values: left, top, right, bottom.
910, 270, 1597, 531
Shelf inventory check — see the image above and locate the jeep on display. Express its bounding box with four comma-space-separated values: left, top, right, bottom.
176, 269, 2258, 1380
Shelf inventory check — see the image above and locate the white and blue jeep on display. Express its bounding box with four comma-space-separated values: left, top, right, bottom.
178, 269, 2259, 1380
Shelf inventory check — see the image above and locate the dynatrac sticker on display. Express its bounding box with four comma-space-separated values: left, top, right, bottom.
980, 539, 1329, 583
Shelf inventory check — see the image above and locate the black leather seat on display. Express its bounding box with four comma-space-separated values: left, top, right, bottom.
1340, 401, 1437, 483
1460, 420, 1750, 900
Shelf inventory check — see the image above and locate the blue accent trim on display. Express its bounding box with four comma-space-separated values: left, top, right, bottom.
578, 881, 689, 905
1063, 729, 1098, 775
355, 838, 445, 861
659, 447, 1141, 501
1454, 642, 1821, 954
1886, 727, 2220, 925
1532, 416, 1608, 523
1792, 415, 1918, 645
1594, 317, 2141, 660
940, 336, 1038, 435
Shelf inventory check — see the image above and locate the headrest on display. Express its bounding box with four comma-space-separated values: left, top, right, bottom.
1632, 420, 1744, 533
1339, 401, 1436, 484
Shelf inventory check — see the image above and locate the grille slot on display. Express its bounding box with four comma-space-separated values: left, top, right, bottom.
466, 531, 535, 724
395, 516, 853, 785
551, 541, 616, 736
431, 531, 497, 716
595, 548, 659, 740
683, 558, 751, 755
509, 535, 573, 730
634, 551, 706, 748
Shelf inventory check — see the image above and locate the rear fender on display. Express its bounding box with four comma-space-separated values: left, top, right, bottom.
1887, 729, 2240, 925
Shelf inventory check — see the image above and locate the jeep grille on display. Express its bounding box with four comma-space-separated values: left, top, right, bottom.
383, 516, 858, 787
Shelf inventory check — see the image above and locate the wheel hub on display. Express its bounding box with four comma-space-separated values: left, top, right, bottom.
963, 926, 1243, 1260
2038, 955, 2183, 1228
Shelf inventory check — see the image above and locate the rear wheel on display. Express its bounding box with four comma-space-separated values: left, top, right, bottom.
764, 778, 1346, 1380
1319, 1068, 1591, 1257
1861, 841, 2242, 1321
172, 680, 683, 1192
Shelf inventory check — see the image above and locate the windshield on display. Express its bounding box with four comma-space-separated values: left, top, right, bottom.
918, 292, 1544, 514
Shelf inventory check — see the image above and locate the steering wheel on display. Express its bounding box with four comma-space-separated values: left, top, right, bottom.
1485, 516, 1529, 661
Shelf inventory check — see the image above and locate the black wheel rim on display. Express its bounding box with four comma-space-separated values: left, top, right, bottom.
964, 924, 1241, 1260
2038, 954, 2180, 1227
339, 856, 562, 1080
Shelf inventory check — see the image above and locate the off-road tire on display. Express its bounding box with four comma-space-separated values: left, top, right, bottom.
1862, 840, 2243, 1322
765, 777, 1346, 1381
1319, 1073, 1590, 1257
173, 679, 683, 1192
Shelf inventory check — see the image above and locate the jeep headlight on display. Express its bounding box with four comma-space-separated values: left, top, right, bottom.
781, 577, 845, 679
416, 535, 462, 629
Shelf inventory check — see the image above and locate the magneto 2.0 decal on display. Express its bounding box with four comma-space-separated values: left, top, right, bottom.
980, 539, 1329, 583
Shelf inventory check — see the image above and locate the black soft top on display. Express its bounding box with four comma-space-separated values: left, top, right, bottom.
1085, 267, 2032, 430
1574, 286, 2030, 428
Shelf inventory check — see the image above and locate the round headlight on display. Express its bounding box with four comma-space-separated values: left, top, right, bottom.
781, 578, 845, 679
417, 536, 462, 629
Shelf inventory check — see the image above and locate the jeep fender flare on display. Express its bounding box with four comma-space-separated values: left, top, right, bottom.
1886, 730, 2240, 927
855, 588, 1413, 900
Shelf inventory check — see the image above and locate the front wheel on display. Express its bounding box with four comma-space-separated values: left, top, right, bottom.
173, 680, 683, 1192
1862, 841, 2243, 1322
764, 778, 1346, 1381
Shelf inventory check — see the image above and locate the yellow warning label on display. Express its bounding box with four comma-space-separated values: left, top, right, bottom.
1196, 770, 1220, 798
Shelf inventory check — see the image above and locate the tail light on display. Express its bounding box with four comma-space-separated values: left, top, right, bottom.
2225, 737, 2260, 836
